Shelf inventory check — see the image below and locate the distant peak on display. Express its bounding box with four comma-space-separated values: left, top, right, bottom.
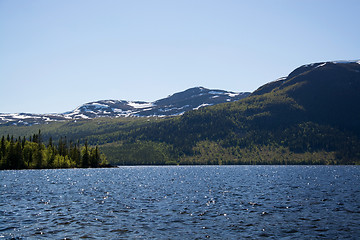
1, 86, 251, 125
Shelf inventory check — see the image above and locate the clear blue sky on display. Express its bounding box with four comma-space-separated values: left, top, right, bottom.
1, 0, 359, 113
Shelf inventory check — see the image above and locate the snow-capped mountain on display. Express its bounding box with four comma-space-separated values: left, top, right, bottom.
0, 87, 250, 126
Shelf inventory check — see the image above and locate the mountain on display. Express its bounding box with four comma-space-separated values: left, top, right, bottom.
1, 60, 359, 165
250, 60, 360, 132
106, 60, 360, 165
0, 87, 250, 126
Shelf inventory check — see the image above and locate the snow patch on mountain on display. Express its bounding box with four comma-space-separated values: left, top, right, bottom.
91, 103, 109, 109
226, 92, 240, 97
315, 62, 327, 68
209, 91, 225, 95
194, 103, 213, 110
128, 102, 155, 109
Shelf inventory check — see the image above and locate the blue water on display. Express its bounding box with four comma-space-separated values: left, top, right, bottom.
1, 166, 360, 239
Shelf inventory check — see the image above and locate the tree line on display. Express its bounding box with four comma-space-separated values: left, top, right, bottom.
0, 130, 108, 170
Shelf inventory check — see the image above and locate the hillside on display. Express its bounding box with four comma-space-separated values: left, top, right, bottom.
251, 61, 360, 132
104, 60, 360, 165
1, 60, 360, 165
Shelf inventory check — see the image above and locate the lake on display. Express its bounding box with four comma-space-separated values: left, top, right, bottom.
1, 166, 360, 239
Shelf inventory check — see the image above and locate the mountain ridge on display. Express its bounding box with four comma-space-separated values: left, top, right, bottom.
0, 87, 250, 126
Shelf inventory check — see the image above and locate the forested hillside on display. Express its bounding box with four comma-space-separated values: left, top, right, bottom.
97, 61, 360, 165
1, 61, 359, 165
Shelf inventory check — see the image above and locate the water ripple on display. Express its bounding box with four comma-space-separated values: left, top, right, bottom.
1, 166, 360, 239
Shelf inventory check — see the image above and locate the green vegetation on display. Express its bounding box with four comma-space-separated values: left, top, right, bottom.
2, 109, 358, 165
0, 131, 108, 170
1, 62, 359, 165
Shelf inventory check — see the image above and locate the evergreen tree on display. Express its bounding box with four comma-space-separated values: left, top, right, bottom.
32, 133, 38, 143
0, 136, 6, 168
69, 141, 81, 167
0, 136, 5, 158
14, 140, 23, 169
6, 137, 16, 169
23, 143, 34, 168
90, 146, 100, 167
34, 146, 43, 169
22, 136, 26, 149
82, 140, 90, 168
45, 144, 55, 168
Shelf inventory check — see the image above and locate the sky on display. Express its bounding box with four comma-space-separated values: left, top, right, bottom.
1, 0, 359, 113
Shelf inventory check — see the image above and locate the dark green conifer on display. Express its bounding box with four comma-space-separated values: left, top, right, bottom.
90, 146, 100, 168
82, 140, 89, 168
48, 137, 53, 148
14, 141, 23, 169
0, 136, 5, 158
6, 137, 16, 169
0, 136, 6, 168
22, 136, 26, 148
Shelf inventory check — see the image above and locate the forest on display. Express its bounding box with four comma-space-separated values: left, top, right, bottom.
1, 62, 359, 166
0, 131, 108, 170
1, 107, 360, 166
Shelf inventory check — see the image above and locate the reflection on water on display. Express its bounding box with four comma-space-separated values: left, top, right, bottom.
1, 166, 360, 239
